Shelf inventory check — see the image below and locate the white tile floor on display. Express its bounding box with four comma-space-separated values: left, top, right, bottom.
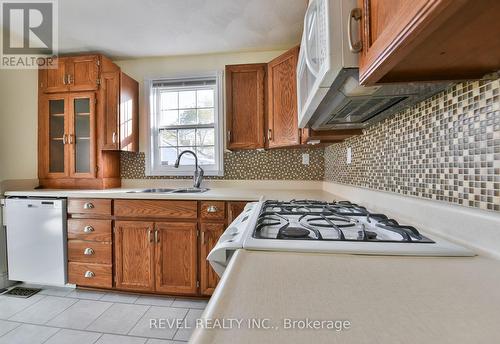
0, 285, 209, 344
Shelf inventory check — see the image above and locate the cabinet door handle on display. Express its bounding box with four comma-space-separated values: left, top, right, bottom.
154, 230, 159, 243
84, 271, 95, 278
112, 132, 117, 144
348, 8, 363, 53
83, 225, 94, 233
63, 75, 67, 85
67, 74, 73, 84
227, 130, 231, 143
207, 205, 218, 213
62, 134, 68, 145
83, 248, 94, 255
68, 134, 74, 144
147, 229, 153, 243
268, 129, 273, 141
83, 202, 94, 209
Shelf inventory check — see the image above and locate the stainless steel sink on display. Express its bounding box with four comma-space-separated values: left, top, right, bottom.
127, 187, 209, 194
171, 188, 209, 193
127, 188, 175, 193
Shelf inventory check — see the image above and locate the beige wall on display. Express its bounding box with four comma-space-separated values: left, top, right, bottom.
115, 50, 284, 151
0, 69, 38, 182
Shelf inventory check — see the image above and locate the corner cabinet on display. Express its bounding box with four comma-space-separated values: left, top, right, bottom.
225, 64, 266, 150
357, 0, 500, 85
38, 54, 139, 189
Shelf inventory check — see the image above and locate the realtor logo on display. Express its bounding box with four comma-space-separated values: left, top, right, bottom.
0, 0, 58, 69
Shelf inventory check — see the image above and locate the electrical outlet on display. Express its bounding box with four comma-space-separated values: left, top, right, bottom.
302, 153, 310, 165
346, 147, 352, 164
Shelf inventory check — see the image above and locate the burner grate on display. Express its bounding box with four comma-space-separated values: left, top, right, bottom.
254, 200, 434, 243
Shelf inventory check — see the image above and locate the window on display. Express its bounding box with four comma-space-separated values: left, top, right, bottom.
146, 73, 224, 176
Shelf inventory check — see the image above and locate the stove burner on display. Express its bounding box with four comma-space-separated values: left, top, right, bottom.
278, 227, 311, 238
253, 200, 434, 243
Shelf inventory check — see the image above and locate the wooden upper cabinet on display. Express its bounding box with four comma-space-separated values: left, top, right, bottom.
99, 58, 139, 152
40, 57, 70, 93
41, 56, 98, 93
200, 222, 225, 296
225, 64, 266, 150
100, 70, 120, 150
267, 47, 300, 148
38, 53, 139, 189
68, 55, 99, 92
119, 73, 139, 152
357, 0, 500, 85
114, 221, 155, 292
155, 222, 198, 295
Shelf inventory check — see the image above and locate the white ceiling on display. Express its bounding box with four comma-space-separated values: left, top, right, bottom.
58, 0, 307, 59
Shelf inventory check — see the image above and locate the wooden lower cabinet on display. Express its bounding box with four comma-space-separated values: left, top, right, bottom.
114, 221, 155, 292
200, 223, 226, 296
228, 201, 248, 224
114, 220, 197, 295
155, 222, 198, 295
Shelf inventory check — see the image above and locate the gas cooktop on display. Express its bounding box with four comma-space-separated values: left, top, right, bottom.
253, 200, 434, 243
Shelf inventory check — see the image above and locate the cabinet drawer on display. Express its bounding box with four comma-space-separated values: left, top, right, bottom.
68, 240, 112, 264
114, 200, 197, 219
68, 199, 112, 215
200, 201, 226, 221
68, 219, 111, 241
68, 262, 112, 288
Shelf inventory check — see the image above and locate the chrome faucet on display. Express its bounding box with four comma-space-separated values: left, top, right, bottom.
174, 150, 204, 189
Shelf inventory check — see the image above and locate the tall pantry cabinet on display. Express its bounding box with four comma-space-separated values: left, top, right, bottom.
38, 54, 138, 189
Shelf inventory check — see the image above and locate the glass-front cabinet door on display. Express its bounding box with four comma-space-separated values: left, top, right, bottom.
45, 95, 69, 178
69, 93, 96, 178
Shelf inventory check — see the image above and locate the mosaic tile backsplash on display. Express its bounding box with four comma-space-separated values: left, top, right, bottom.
121, 147, 325, 180
324, 78, 500, 212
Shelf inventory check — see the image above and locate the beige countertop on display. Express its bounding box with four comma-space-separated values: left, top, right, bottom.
4, 187, 335, 202
190, 249, 500, 344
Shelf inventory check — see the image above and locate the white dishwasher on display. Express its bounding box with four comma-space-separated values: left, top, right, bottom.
3, 197, 67, 285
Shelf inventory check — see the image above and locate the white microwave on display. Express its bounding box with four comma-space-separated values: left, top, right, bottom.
297, 0, 447, 129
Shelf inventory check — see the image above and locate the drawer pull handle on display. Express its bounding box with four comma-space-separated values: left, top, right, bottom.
84, 271, 95, 278
83, 202, 94, 210
84, 248, 95, 255
207, 205, 218, 213
83, 225, 94, 233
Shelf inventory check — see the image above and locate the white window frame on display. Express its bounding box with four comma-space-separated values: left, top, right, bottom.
145, 71, 224, 176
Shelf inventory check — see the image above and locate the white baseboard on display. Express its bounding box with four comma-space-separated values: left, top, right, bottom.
323, 181, 500, 260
